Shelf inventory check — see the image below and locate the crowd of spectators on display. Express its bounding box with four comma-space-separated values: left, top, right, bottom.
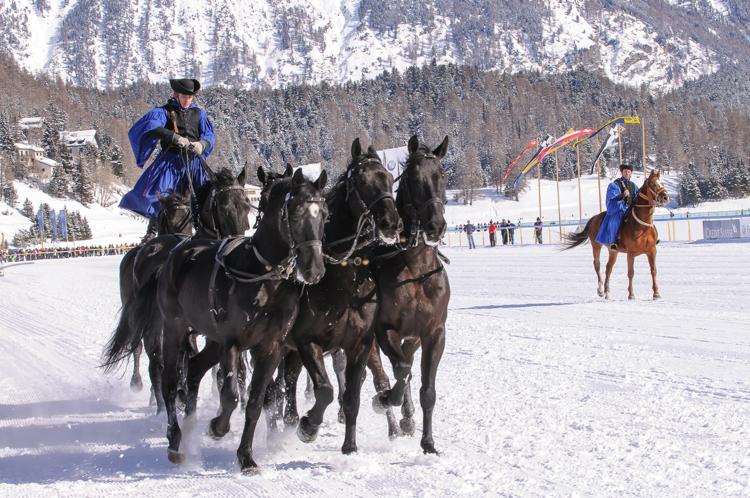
1, 244, 136, 263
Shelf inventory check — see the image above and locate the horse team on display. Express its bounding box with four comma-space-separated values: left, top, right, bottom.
103, 136, 451, 474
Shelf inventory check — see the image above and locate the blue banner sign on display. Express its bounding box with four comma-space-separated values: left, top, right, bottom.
703, 219, 740, 240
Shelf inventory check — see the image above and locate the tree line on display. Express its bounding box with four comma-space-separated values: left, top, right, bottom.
2, 52, 750, 211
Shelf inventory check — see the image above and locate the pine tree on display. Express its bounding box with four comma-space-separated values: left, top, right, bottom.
48, 164, 68, 197
679, 169, 701, 206
73, 157, 94, 205
21, 198, 34, 219
2, 178, 17, 207
80, 215, 93, 240
707, 165, 728, 200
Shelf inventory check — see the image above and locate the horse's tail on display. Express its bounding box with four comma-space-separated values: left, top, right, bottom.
101, 268, 162, 373
561, 217, 595, 251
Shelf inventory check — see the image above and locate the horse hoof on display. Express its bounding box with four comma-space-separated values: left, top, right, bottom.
168, 449, 185, 465
241, 465, 261, 476
388, 425, 404, 440
653, 294, 661, 300
605, 293, 610, 300
283, 414, 299, 428
297, 416, 318, 443
130, 377, 143, 393
341, 442, 357, 455
338, 409, 346, 424
372, 394, 389, 414
628, 295, 636, 301
597, 290, 604, 297
400, 418, 416, 436
206, 419, 227, 440
421, 438, 440, 455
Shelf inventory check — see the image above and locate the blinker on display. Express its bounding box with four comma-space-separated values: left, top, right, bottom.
353, 257, 362, 266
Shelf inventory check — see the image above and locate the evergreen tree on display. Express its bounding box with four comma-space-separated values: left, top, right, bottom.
73, 157, 95, 204
48, 164, 69, 197
707, 165, 728, 200
1, 177, 18, 207
80, 214, 93, 240
0, 113, 15, 152
21, 198, 34, 219
679, 169, 701, 206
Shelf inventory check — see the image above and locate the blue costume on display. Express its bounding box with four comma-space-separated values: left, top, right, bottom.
595, 176, 639, 246
119, 100, 215, 218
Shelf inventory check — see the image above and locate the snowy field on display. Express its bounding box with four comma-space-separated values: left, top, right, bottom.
1, 239, 749, 496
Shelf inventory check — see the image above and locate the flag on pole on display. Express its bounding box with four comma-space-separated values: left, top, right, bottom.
589, 125, 623, 174
500, 140, 537, 185
59, 209, 67, 239
51, 210, 58, 239
571, 116, 640, 148
37, 210, 44, 235
512, 135, 553, 191
513, 129, 594, 190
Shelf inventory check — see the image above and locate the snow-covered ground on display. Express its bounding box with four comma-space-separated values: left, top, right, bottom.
1, 239, 749, 496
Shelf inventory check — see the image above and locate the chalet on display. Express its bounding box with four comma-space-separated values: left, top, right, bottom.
14, 142, 59, 179
59, 130, 97, 160
245, 184, 262, 204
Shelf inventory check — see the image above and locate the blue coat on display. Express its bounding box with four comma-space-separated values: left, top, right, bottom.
595, 178, 639, 245
119, 102, 215, 218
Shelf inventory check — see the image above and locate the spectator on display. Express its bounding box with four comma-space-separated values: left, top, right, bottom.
464, 220, 476, 249
534, 217, 543, 244
489, 220, 496, 247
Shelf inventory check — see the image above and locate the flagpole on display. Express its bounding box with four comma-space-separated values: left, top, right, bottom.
596, 135, 602, 212
555, 147, 561, 241
641, 116, 647, 174
537, 136, 542, 222
577, 144, 582, 224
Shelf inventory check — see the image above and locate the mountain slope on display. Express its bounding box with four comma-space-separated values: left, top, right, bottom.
0, 0, 747, 91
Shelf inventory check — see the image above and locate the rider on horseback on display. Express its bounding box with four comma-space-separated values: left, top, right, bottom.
595, 164, 639, 251
119, 78, 216, 242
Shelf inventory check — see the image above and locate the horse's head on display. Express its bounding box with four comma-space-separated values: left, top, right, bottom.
196, 167, 253, 238
643, 169, 670, 206
399, 135, 449, 246
255, 164, 293, 228
264, 168, 329, 284
156, 190, 192, 236
341, 138, 402, 245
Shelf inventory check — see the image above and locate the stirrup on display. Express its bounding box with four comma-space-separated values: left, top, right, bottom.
609, 243, 618, 252
656, 239, 660, 245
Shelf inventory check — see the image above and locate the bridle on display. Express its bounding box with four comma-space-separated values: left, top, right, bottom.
207, 186, 327, 329
394, 152, 446, 250
632, 177, 669, 228
159, 203, 192, 235
197, 184, 248, 239
322, 157, 397, 265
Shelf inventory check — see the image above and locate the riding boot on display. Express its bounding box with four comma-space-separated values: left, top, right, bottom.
141, 215, 158, 244
610, 242, 618, 251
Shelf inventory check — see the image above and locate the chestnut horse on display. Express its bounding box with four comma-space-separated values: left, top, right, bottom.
563, 169, 670, 300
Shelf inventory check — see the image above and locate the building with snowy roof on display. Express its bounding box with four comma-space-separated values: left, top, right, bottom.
14, 142, 60, 180
17, 117, 44, 129
59, 130, 97, 161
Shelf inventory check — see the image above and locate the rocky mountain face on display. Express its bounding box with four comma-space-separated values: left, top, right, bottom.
0, 0, 748, 91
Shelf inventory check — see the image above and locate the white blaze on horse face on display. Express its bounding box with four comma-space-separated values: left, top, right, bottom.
309, 203, 320, 218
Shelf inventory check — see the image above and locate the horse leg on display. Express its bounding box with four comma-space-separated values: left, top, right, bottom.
130, 341, 144, 392
273, 357, 285, 426
145, 333, 165, 414
211, 365, 221, 396
304, 372, 314, 401
183, 340, 220, 424
627, 252, 636, 300
282, 351, 304, 427
372, 333, 414, 413
331, 349, 347, 424
603, 251, 619, 300
236, 348, 283, 474
341, 336, 375, 455
648, 248, 660, 299
161, 327, 184, 464
400, 377, 416, 437
592, 243, 604, 297
367, 340, 403, 439
420, 328, 446, 455
296, 343, 334, 443
207, 345, 240, 440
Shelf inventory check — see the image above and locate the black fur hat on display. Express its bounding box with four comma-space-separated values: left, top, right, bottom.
169, 78, 201, 95
619, 164, 633, 172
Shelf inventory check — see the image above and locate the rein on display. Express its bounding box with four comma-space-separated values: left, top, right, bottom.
631, 180, 666, 228
322, 157, 395, 265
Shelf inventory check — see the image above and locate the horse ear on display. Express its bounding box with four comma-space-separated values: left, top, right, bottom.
257, 166, 267, 185
237, 165, 247, 186
156, 192, 167, 203
315, 169, 328, 191
292, 167, 306, 186
351, 138, 362, 158
284, 163, 294, 177
408, 135, 419, 154
433, 135, 449, 159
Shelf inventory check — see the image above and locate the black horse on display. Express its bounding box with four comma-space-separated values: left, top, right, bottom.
278, 139, 402, 455
367, 135, 450, 454
103, 167, 252, 413
132, 168, 329, 472
119, 190, 193, 393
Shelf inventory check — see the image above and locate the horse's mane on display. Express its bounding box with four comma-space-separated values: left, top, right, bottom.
195, 168, 238, 206
325, 145, 381, 205
158, 189, 190, 211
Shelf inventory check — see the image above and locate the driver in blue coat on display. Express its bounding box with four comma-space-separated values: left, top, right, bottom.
595, 164, 639, 251
119, 78, 215, 242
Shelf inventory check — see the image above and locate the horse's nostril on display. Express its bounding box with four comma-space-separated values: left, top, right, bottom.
426, 222, 437, 234
379, 218, 392, 230
396, 218, 404, 232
